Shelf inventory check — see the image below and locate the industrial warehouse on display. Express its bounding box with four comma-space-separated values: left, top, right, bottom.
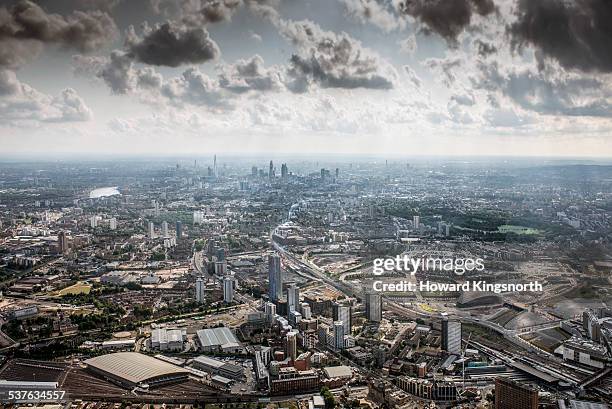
84, 352, 190, 389
195, 327, 242, 353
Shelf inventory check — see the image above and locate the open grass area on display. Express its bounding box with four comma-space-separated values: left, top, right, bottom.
497, 225, 541, 235
52, 282, 92, 296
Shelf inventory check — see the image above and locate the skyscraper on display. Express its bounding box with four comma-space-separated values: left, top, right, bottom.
195, 277, 205, 303
148, 221, 155, 238
281, 163, 288, 179
268, 254, 282, 302
365, 292, 382, 322
333, 303, 352, 335
269, 160, 274, 180
333, 320, 345, 350
413, 215, 420, 229
264, 301, 277, 325
301, 303, 312, 319
223, 276, 234, 304
216, 247, 225, 261
287, 282, 299, 312
441, 318, 462, 354
495, 378, 538, 409
286, 331, 297, 362
175, 221, 182, 239
58, 231, 69, 254
109, 217, 117, 230
161, 221, 169, 238
213, 154, 218, 178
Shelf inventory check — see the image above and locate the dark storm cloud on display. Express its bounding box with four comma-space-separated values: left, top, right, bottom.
397, 0, 496, 45
278, 19, 395, 92
126, 21, 220, 67
0, 0, 117, 67
510, 0, 612, 72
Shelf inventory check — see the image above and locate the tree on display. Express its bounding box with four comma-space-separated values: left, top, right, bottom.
320, 387, 336, 409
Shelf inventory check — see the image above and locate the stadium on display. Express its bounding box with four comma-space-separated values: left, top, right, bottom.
84, 352, 189, 389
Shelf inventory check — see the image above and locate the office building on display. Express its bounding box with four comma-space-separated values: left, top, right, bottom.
268, 253, 282, 302
442, 318, 462, 354
495, 377, 538, 409
281, 163, 288, 179
286, 331, 297, 362
148, 221, 155, 238
334, 321, 345, 350
195, 277, 205, 303
58, 231, 69, 254
270, 370, 320, 396
333, 303, 352, 335
161, 221, 168, 238
365, 292, 382, 322
302, 303, 312, 319
175, 221, 182, 239
223, 276, 234, 304
287, 282, 299, 312
265, 302, 277, 325
215, 260, 227, 276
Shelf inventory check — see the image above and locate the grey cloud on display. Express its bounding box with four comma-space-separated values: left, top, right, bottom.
0, 69, 92, 124
72, 54, 108, 78
403, 65, 421, 88
0, 38, 42, 69
0, 0, 117, 67
278, 19, 396, 92
161, 67, 230, 108
475, 61, 612, 118
474, 39, 497, 57
218, 54, 284, 93
99, 51, 135, 94
398, 34, 417, 55
339, 0, 406, 32
150, 0, 279, 26
447, 100, 475, 124
126, 21, 220, 67
397, 0, 496, 46
510, 0, 612, 73
423, 57, 461, 85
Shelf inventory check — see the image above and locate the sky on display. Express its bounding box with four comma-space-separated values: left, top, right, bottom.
1, 0, 612, 157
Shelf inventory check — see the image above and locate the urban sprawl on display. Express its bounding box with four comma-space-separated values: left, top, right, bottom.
0, 157, 611, 409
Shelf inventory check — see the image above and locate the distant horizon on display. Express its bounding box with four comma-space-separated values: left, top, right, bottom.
2, 151, 612, 163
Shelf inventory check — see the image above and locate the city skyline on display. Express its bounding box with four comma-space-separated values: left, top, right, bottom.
1, 0, 612, 156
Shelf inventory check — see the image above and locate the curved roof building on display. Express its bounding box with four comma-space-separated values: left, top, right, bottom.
456, 291, 502, 308
85, 352, 189, 388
